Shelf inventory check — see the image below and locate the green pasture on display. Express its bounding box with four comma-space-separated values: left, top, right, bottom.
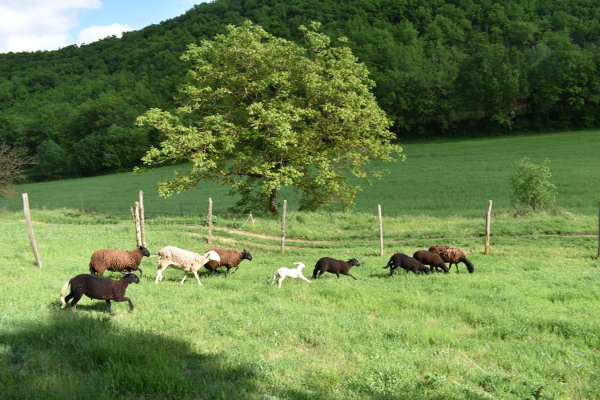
0, 130, 599, 218
0, 205, 599, 399
1, 130, 600, 399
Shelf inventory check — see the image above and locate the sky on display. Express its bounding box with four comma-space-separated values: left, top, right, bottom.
0, 0, 207, 54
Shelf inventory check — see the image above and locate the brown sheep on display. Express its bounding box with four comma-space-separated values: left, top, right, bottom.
412, 250, 449, 273
89, 246, 150, 277
428, 245, 474, 273
203, 248, 252, 275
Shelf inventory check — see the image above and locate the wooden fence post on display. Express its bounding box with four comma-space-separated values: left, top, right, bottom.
138, 191, 146, 247
208, 198, 213, 245
22, 193, 42, 268
134, 202, 142, 247
378, 205, 384, 256
281, 200, 287, 254
485, 200, 493, 255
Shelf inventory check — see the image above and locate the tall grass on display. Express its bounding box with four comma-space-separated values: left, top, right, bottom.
0, 130, 598, 217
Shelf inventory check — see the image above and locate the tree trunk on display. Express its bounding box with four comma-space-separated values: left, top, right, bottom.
269, 188, 279, 216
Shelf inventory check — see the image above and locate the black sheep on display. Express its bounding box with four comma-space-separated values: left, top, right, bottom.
412, 250, 449, 273
312, 257, 361, 280
60, 272, 140, 315
383, 253, 431, 275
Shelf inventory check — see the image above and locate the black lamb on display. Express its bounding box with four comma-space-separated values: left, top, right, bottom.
312, 257, 361, 280
383, 253, 431, 275
412, 250, 449, 273
60, 272, 140, 315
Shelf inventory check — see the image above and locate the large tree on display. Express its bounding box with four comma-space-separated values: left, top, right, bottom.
137, 21, 403, 215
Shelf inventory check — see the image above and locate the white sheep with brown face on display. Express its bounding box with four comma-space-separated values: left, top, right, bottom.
271, 262, 311, 288
155, 246, 221, 285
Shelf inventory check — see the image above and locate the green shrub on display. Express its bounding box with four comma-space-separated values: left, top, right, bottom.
508, 157, 557, 214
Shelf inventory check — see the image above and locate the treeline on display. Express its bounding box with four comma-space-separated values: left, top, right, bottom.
1, 0, 599, 181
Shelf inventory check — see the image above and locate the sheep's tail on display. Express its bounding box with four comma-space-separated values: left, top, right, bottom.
382, 259, 392, 269
463, 258, 475, 273
59, 280, 71, 309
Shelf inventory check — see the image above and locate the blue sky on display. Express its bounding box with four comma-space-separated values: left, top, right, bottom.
0, 0, 207, 54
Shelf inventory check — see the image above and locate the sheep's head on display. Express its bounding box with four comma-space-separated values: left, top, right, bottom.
293, 262, 305, 269
243, 249, 252, 261
349, 258, 360, 267
139, 246, 151, 257
122, 272, 141, 284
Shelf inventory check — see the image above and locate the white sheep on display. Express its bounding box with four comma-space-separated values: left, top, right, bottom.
155, 246, 221, 285
271, 262, 311, 289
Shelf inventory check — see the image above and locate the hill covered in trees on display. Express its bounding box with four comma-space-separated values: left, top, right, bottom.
1, 0, 599, 182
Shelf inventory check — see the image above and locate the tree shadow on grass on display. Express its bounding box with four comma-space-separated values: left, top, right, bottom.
0, 311, 259, 399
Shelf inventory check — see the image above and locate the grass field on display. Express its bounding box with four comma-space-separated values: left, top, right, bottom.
0, 131, 599, 399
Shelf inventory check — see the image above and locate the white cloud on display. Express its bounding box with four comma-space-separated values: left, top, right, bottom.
77, 23, 132, 45
0, 0, 102, 53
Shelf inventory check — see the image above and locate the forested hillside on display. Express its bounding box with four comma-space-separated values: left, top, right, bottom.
1, 0, 599, 181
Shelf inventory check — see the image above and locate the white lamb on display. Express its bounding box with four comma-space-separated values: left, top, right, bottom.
155, 246, 221, 285
271, 262, 311, 289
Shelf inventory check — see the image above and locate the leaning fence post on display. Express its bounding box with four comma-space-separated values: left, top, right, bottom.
281, 200, 287, 254
208, 198, 213, 245
22, 193, 42, 267
378, 205, 384, 256
485, 200, 493, 255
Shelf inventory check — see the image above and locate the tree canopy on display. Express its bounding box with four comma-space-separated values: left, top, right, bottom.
136, 21, 403, 214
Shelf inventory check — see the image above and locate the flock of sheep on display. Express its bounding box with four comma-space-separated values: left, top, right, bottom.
59, 243, 473, 314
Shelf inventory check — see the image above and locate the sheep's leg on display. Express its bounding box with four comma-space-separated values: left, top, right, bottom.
155, 266, 168, 284
299, 275, 311, 283
69, 293, 83, 313
231, 266, 240, 274
278, 276, 286, 288
271, 274, 279, 285
124, 297, 134, 312
192, 270, 203, 286
180, 272, 189, 285
105, 300, 114, 315
63, 292, 74, 308
344, 273, 357, 280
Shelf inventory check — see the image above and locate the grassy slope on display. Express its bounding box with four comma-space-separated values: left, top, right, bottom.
0, 130, 599, 217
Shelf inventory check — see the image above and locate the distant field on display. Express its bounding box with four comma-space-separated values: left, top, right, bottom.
1, 130, 599, 218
